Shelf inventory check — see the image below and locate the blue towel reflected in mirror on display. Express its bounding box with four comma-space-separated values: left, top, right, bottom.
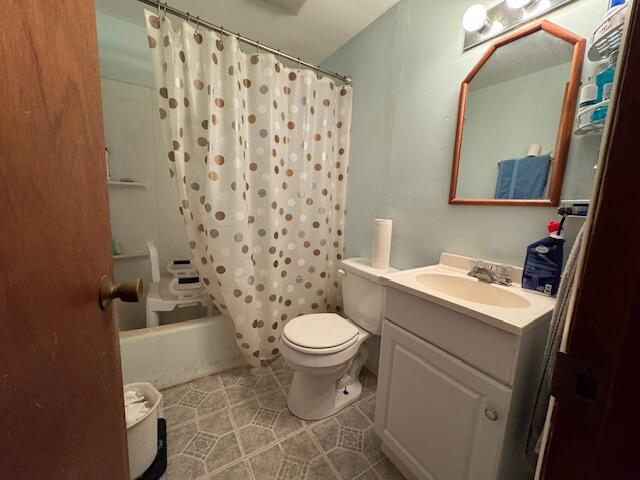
495, 154, 552, 199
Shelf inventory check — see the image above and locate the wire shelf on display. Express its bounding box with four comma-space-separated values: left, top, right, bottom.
114, 251, 150, 260
575, 101, 609, 136
588, 4, 627, 61
108, 180, 148, 188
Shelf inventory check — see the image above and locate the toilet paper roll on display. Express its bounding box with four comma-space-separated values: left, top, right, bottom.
526, 144, 542, 157
371, 219, 392, 269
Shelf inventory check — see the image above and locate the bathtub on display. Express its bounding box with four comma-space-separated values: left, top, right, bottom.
119, 315, 245, 389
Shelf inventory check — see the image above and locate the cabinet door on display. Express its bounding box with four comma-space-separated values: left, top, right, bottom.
375, 320, 512, 480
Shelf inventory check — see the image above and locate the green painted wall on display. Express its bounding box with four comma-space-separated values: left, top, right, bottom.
96, 11, 154, 87
323, 0, 607, 269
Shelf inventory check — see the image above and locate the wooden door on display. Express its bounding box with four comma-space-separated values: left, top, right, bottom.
540, 1, 640, 478
0, 1, 129, 479
376, 320, 512, 480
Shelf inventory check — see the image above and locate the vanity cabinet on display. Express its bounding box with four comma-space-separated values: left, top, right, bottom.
377, 320, 511, 480
375, 287, 551, 480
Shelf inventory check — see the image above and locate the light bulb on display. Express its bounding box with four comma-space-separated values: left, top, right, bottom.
463, 4, 491, 33
506, 0, 537, 8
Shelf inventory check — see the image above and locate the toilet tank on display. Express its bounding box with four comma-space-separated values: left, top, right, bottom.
341, 258, 398, 335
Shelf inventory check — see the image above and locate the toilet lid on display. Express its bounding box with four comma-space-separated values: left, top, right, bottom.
283, 313, 359, 349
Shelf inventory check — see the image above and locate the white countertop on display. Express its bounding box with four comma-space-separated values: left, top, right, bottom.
382, 253, 556, 335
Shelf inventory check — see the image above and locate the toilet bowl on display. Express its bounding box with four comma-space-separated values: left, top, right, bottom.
280, 258, 397, 420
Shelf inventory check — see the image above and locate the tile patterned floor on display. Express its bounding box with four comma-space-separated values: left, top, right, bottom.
160, 357, 405, 480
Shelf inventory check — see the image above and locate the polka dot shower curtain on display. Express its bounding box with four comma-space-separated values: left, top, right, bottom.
145, 11, 352, 366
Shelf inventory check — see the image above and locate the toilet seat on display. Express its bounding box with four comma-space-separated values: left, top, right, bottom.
282, 313, 359, 355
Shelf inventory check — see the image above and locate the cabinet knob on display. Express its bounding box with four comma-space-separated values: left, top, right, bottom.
485, 408, 499, 421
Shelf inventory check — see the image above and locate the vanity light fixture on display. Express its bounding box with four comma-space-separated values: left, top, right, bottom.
463, 0, 577, 50
506, 0, 538, 9
463, 4, 493, 33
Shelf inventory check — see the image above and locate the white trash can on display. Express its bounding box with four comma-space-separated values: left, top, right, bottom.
124, 382, 162, 480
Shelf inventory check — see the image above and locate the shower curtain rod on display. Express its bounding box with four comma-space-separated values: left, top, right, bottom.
135, 0, 352, 85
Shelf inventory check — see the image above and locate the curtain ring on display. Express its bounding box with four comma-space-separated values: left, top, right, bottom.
156, 1, 166, 20
195, 16, 200, 32
256, 41, 260, 55
276, 49, 281, 64
186, 12, 191, 25
161, 2, 168, 21
297, 57, 301, 72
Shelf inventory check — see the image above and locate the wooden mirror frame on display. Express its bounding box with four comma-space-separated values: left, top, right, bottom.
449, 20, 585, 206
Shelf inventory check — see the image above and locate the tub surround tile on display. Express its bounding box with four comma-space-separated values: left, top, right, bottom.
160, 362, 404, 480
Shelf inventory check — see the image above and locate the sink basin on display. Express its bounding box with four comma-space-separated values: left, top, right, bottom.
381, 253, 556, 335
415, 273, 531, 309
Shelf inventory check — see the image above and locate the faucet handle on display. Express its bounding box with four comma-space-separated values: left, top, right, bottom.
471, 260, 491, 272
468, 260, 512, 286
495, 264, 513, 286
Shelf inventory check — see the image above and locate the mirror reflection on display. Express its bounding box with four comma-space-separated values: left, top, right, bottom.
456, 30, 574, 200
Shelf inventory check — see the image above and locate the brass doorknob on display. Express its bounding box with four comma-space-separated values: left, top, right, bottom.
99, 275, 143, 310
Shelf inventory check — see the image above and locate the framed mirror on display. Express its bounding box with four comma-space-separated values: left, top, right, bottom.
450, 21, 585, 206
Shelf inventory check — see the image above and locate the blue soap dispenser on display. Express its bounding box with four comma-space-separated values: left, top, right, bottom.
596, 54, 617, 103
522, 220, 565, 296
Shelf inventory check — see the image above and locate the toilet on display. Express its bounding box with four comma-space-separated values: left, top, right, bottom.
279, 258, 397, 420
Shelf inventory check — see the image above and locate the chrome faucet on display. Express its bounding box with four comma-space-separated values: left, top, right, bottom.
467, 261, 513, 286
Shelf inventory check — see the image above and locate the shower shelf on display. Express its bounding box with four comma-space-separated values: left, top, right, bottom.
574, 101, 609, 136
108, 180, 148, 189
113, 252, 149, 260
588, 3, 627, 61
